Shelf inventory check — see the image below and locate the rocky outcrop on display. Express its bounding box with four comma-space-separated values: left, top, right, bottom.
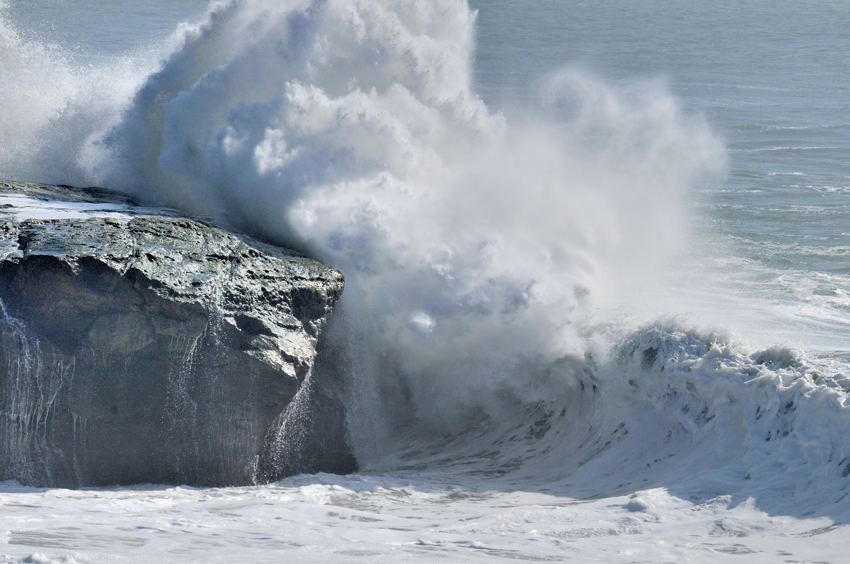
0, 181, 355, 487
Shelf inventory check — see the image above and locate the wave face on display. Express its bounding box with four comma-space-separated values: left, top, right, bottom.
4, 0, 849, 515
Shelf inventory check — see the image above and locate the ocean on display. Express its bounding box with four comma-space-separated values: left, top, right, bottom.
1, 1, 850, 562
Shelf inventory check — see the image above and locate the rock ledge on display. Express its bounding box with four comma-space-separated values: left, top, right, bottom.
0, 181, 354, 487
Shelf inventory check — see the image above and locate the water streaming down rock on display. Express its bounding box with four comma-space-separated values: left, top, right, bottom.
0, 181, 355, 487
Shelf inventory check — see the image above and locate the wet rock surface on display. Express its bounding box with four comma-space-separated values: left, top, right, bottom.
0, 181, 355, 487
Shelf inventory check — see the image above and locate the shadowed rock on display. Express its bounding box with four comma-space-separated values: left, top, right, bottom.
0, 180, 356, 487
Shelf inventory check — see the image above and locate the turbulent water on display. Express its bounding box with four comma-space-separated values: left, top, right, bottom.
2, 1, 850, 562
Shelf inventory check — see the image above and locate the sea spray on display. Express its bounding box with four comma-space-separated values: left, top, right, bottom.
0, 6, 156, 187
1, 4, 850, 560
0, 0, 725, 464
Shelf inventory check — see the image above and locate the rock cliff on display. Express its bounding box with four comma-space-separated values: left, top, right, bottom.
0, 181, 355, 487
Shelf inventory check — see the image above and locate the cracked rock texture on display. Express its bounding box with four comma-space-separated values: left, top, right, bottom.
0, 181, 355, 487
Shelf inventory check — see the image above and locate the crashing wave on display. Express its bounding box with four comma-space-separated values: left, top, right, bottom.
3, 1, 847, 519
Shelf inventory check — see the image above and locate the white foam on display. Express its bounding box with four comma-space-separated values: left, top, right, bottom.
0, 194, 135, 221
0, 466, 845, 563
0, 3, 848, 562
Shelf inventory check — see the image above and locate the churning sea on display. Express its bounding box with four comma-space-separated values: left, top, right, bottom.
2, 1, 850, 562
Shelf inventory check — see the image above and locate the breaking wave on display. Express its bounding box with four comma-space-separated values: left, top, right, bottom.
2, 0, 848, 511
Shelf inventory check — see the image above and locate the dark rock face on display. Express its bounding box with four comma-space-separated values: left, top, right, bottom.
0, 181, 356, 487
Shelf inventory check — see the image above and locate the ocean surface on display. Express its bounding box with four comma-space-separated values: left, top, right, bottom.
2, 1, 850, 562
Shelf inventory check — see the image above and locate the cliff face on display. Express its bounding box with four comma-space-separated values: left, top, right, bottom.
0, 181, 355, 487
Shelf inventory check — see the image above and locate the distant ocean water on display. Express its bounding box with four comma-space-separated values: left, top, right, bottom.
1, 1, 850, 562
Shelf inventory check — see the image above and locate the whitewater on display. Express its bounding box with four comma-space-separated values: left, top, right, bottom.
2, 0, 850, 562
